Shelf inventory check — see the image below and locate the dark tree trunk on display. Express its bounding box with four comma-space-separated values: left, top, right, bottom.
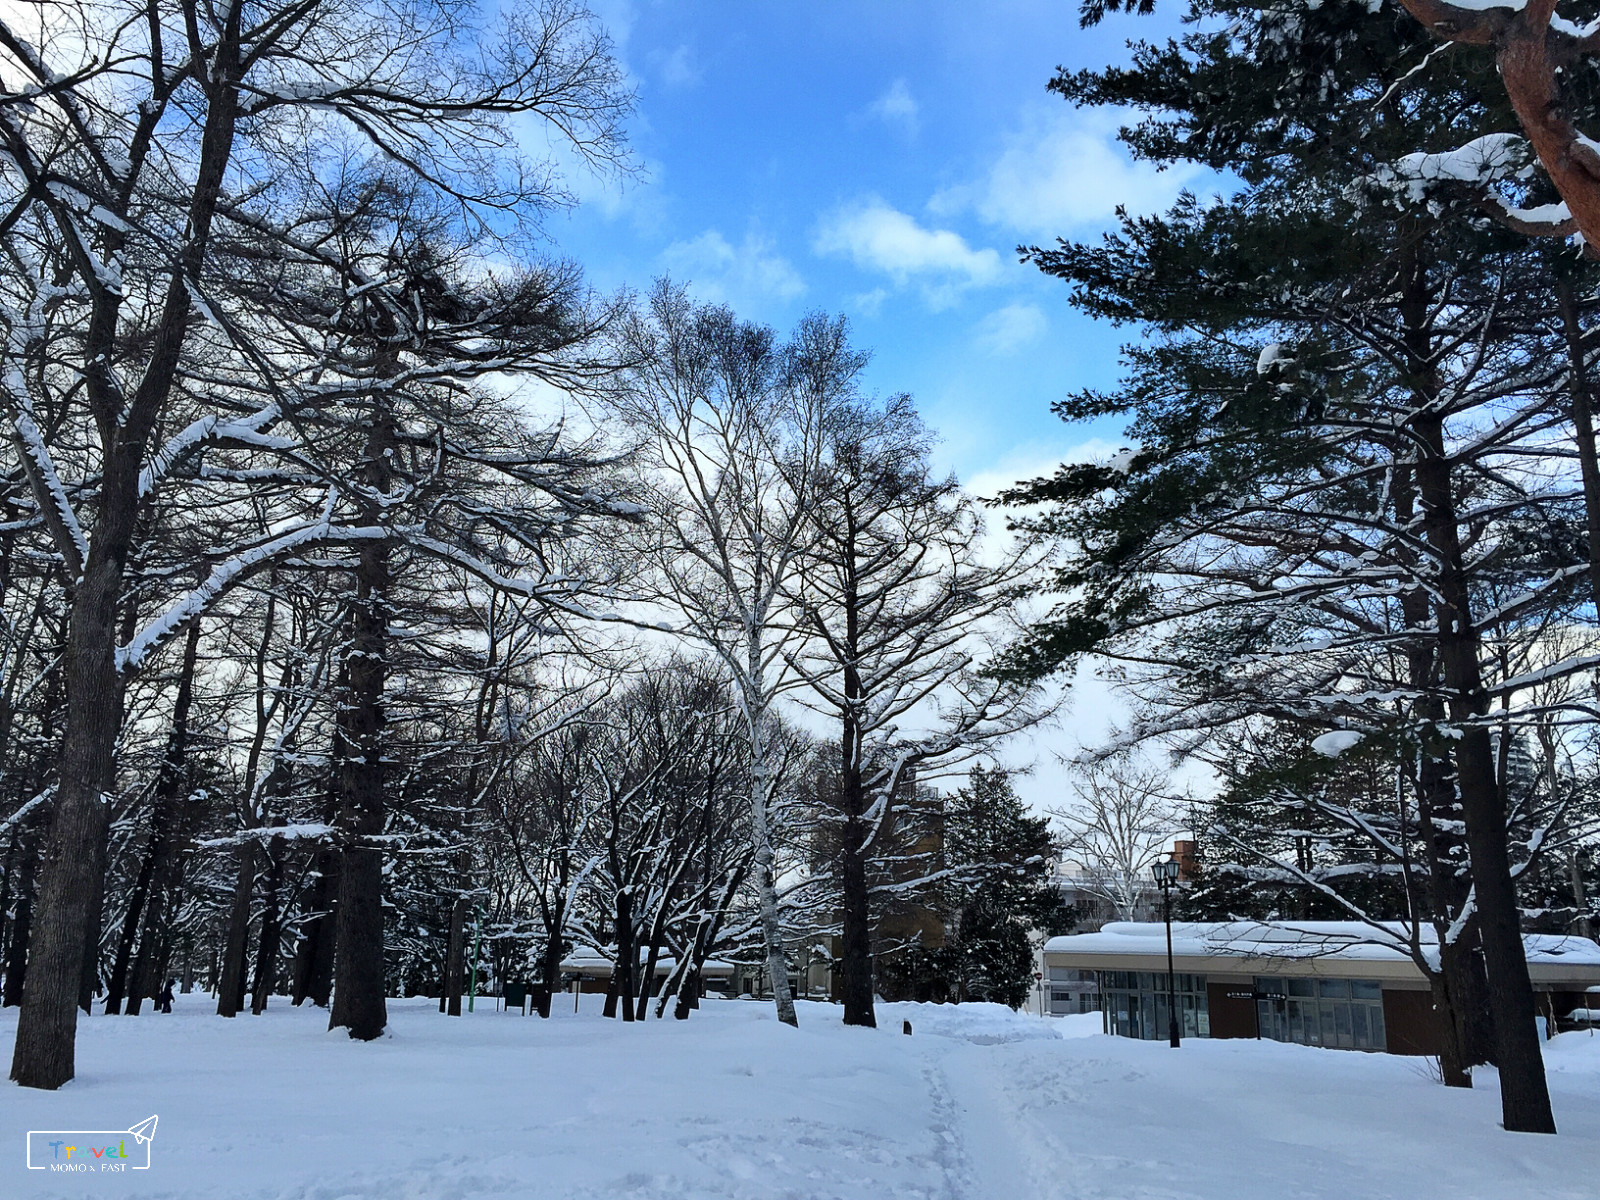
129, 614, 203, 1016
103, 845, 156, 1015
328, 416, 394, 1042
291, 772, 342, 1008
612, 888, 635, 1022
216, 840, 257, 1018
635, 934, 664, 1020
79, 853, 106, 1014
444, 897, 467, 1016
0, 829, 13, 998
250, 835, 286, 1014
835, 521, 876, 1029
290, 848, 339, 1007
537, 909, 563, 1019
1415, 412, 1555, 1133
8, 22, 245, 1088
3, 828, 37, 1007
1396, 244, 1550, 1129
839, 813, 875, 1028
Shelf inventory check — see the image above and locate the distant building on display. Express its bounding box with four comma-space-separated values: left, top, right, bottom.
1044, 921, 1600, 1054
1041, 840, 1199, 1014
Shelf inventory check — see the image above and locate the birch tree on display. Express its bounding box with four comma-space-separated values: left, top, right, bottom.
609, 286, 849, 1027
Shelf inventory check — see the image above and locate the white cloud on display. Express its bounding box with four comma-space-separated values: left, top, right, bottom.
661, 229, 805, 309
931, 107, 1209, 238
653, 43, 701, 89
866, 79, 918, 132
813, 197, 1003, 307
851, 287, 890, 317
973, 302, 1046, 355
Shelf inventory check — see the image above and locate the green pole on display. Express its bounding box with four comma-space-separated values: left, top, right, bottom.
467, 907, 482, 1013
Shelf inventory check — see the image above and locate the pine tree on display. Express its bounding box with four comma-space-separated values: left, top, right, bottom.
1000, 0, 1594, 1130
927, 767, 1073, 1009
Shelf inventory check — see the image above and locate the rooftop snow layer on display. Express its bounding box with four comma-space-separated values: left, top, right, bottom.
1044, 921, 1600, 967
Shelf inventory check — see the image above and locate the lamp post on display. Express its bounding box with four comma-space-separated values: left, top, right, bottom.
1152, 858, 1181, 1048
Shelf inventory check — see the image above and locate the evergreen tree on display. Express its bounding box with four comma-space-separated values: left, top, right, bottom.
933, 767, 1073, 1009
1000, 0, 1596, 1129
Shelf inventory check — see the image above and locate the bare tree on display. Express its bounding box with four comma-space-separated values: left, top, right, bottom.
608, 286, 851, 1028
1052, 757, 1176, 923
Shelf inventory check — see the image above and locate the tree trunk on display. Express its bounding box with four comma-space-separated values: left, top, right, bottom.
0, 829, 13, 999
328, 420, 393, 1040
250, 835, 286, 1014
78, 837, 108, 1015
129, 613, 203, 1016
612, 887, 635, 1022
7, 19, 246, 1087
217, 840, 257, 1018
1415, 406, 1555, 1132
537, 904, 563, 1019
302, 849, 340, 1009
746, 646, 797, 1028
444, 897, 467, 1016
291, 775, 342, 1008
3, 827, 37, 1007
103, 844, 156, 1015
635, 931, 663, 1021
840, 801, 875, 1028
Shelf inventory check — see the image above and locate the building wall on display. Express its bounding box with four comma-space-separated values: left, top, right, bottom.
1380, 988, 1440, 1057
1206, 982, 1259, 1040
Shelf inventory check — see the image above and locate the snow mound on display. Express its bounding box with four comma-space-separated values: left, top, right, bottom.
875, 1000, 1061, 1044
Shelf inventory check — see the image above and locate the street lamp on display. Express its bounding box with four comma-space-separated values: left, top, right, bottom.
1152, 858, 1182, 1048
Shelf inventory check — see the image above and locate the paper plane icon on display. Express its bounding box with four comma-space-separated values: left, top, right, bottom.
127, 1115, 158, 1145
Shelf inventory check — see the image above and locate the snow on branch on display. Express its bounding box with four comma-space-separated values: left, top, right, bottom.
117, 496, 385, 672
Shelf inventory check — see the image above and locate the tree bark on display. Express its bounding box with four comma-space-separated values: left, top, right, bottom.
747, 643, 797, 1028
444, 897, 467, 1016
328, 418, 394, 1041
8, 9, 246, 1088
2, 825, 37, 1007
216, 840, 257, 1018
250, 834, 286, 1014
1414, 411, 1555, 1131
102, 845, 156, 1015
611, 887, 635, 1022
1397, 240, 1540, 1117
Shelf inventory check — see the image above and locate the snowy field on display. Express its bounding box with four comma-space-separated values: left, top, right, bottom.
2, 995, 1598, 1199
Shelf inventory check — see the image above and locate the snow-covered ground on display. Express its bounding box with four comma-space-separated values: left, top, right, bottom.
2, 994, 1598, 1199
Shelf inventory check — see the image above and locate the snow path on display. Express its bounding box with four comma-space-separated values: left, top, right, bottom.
2, 996, 1598, 1198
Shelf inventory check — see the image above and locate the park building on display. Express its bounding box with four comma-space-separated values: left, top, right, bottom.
1043, 920, 1600, 1055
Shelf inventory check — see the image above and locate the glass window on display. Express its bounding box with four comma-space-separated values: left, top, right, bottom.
1096, 970, 1209, 1042
1255, 976, 1386, 1053
1351, 1003, 1370, 1047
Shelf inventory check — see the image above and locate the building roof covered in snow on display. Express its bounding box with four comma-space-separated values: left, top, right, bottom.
1044, 921, 1600, 985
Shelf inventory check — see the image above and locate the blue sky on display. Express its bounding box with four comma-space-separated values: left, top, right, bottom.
552, 1, 1209, 499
